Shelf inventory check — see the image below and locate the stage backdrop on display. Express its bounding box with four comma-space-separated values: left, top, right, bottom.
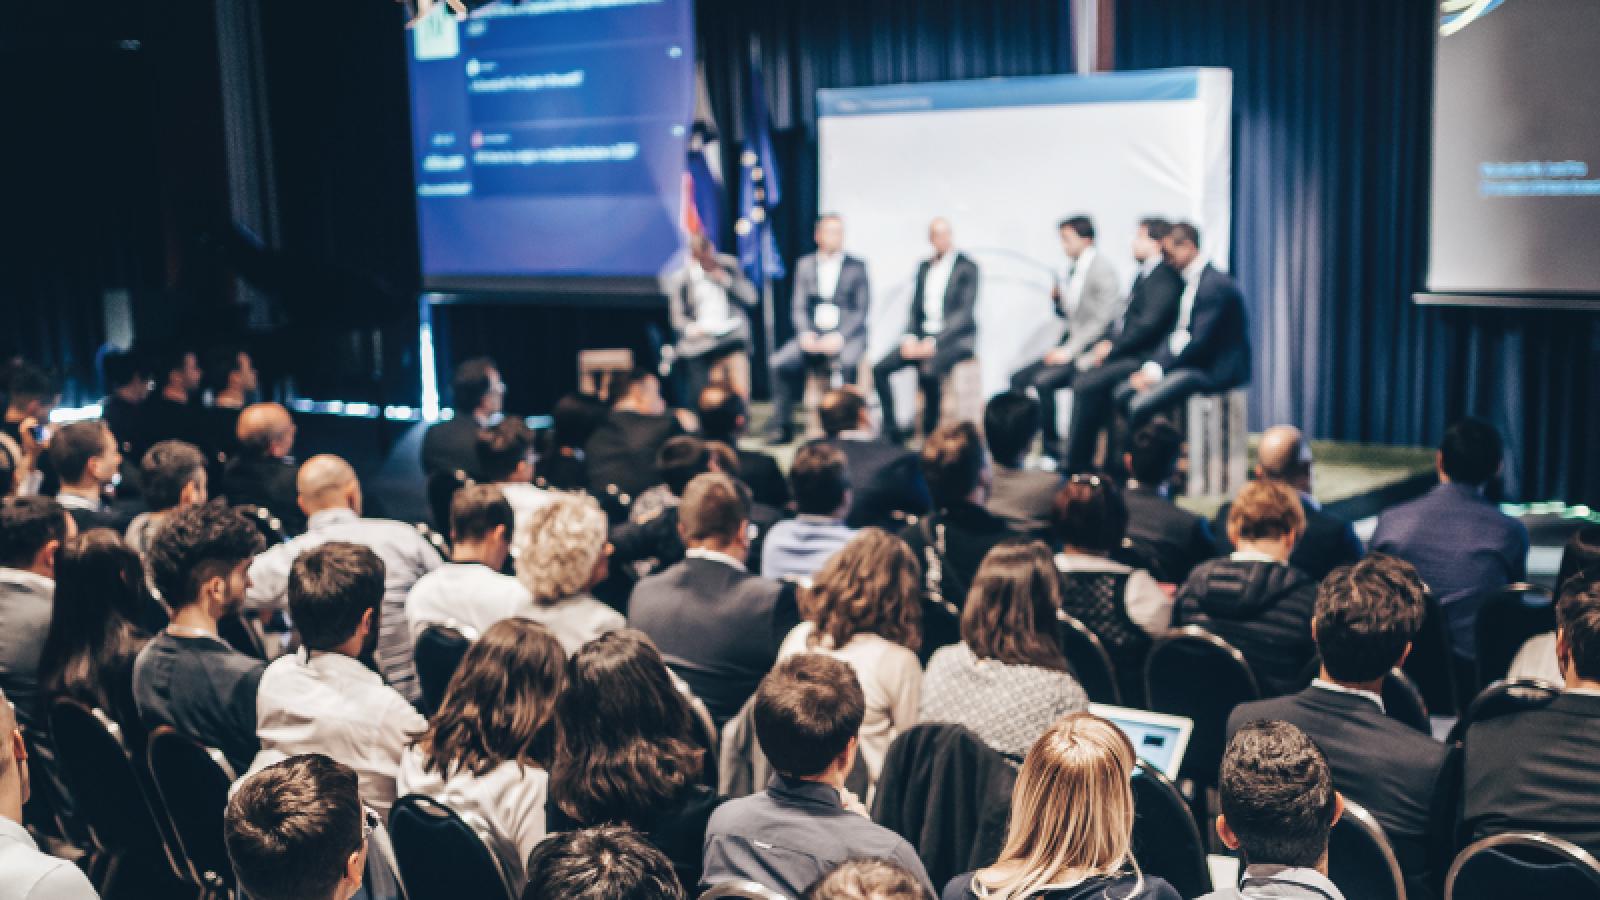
817, 68, 1231, 402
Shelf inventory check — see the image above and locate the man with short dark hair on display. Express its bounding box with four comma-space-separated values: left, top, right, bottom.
1213, 426, 1361, 581
47, 421, 127, 533
421, 357, 503, 481
981, 391, 1062, 535
1200, 720, 1346, 900
0, 497, 74, 735
202, 346, 258, 460
220, 402, 303, 534
585, 368, 686, 509
142, 345, 208, 450
225, 754, 370, 900
523, 825, 685, 900
0, 685, 99, 899
477, 417, 550, 535
699, 384, 787, 508
405, 484, 532, 642
819, 387, 929, 531
1121, 418, 1217, 584
701, 654, 933, 897
125, 440, 208, 555
762, 442, 855, 580
100, 350, 150, 463
610, 436, 716, 578
1371, 417, 1529, 662
898, 423, 1011, 622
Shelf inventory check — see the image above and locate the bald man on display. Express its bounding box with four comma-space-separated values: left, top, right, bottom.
0, 687, 99, 899
1212, 426, 1363, 581
220, 403, 304, 534
246, 455, 443, 704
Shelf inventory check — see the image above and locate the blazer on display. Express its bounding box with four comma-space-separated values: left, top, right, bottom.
791, 253, 871, 368
664, 252, 757, 359
1151, 264, 1251, 389
832, 436, 932, 531
1107, 262, 1184, 363
907, 253, 980, 372
584, 410, 685, 501
1213, 498, 1363, 583
1463, 691, 1600, 855
1123, 485, 1219, 585
1057, 250, 1122, 365
985, 466, 1063, 536
420, 414, 483, 479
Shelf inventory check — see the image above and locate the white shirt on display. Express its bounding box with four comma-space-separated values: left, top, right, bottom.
0, 816, 99, 900
249, 649, 427, 818
497, 481, 553, 542
1055, 552, 1172, 638
396, 748, 549, 880
920, 253, 956, 335
406, 562, 537, 644
1063, 245, 1097, 315
687, 260, 737, 336
520, 593, 627, 656
1142, 256, 1210, 382
686, 546, 747, 573
815, 251, 844, 302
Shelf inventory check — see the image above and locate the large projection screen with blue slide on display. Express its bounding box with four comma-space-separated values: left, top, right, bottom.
818, 69, 1232, 398
405, 0, 693, 292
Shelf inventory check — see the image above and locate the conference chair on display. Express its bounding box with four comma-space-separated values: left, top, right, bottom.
1403, 590, 1460, 716
414, 521, 453, 560
239, 503, 289, 546
414, 622, 479, 716
1129, 760, 1212, 898
701, 882, 789, 900
1055, 611, 1122, 706
1446, 832, 1600, 900
1382, 666, 1431, 735
390, 794, 521, 900
146, 727, 237, 894
1474, 583, 1555, 689
1144, 627, 1259, 804
426, 468, 470, 532
1329, 798, 1408, 900
672, 675, 721, 789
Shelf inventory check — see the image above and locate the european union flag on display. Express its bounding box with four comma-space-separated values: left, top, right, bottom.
736, 45, 785, 285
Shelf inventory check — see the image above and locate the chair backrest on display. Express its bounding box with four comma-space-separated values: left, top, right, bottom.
389, 794, 519, 900
239, 504, 289, 546
1474, 584, 1556, 689
1056, 611, 1122, 706
146, 727, 236, 891
671, 673, 721, 789
1402, 590, 1460, 716
414, 623, 477, 716
702, 881, 790, 900
414, 522, 453, 560
1129, 760, 1212, 898
1447, 832, 1600, 900
1446, 678, 1562, 746
1329, 798, 1408, 900
426, 469, 471, 533
1382, 666, 1431, 734
1145, 626, 1260, 789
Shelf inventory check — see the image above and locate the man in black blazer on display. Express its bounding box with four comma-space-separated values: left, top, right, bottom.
584, 369, 687, 515
817, 387, 929, 531
1120, 418, 1217, 585
767, 215, 871, 444
421, 357, 502, 480
872, 218, 979, 444
1227, 554, 1445, 897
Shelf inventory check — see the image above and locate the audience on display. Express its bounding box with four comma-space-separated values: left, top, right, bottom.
699, 384, 788, 509
702, 654, 935, 897
422, 357, 502, 480
406, 484, 532, 642
808, 859, 930, 900
142, 345, 207, 450
585, 368, 685, 506
1120, 418, 1217, 585
523, 825, 685, 900
0, 686, 99, 900
1212, 426, 1361, 582
515, 492, 625, 654
48, 421, 127, 533
921, 540, 1088, 759
610, 436, 717, 578
1508, 523, 1600, 683
943, 712, 1180, 900
124, 440, 207, 555
100, 350, 150, 465
820, 387, 930, 530
220, 402, 303, 534
536, 392, 606, 492
133, 500, 267, 772
0, 496, 74, 735
399, 618, 564, 873
762, 441, 856, 579
0, 364, 57, 450
477, 416, 550, 536
203, 346, 257, 458
224, 754, 370, 900
1176, 479, 1318, 697
982, 391, 1063, 535
899, 422, 1011, 617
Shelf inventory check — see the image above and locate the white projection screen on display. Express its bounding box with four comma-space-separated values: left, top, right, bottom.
818, 68, 1232, 402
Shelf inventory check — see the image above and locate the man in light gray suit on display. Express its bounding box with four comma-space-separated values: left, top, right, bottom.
1010, 215, 1122, 461
767, 214, 870, 443
663, 235, 759, 401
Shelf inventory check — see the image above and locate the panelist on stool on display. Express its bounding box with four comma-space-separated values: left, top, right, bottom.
768, 214, 870, 444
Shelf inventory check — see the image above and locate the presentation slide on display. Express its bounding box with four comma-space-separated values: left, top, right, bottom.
1428, 0, 1600, 298
818, 69, 1232, 397
405, 0, 694, 289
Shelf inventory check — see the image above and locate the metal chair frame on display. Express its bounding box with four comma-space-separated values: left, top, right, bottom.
1446, 831, 1600, 899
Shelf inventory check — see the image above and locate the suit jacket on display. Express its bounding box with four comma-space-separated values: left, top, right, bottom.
1123, 485, 1218, 585
420, 414, 483, 480
221, 454, 305, 534
1107, 262, 1184, 363
907, 253, 980, 372
584, 410, 685, 501
1214, 497, 1362, 583
985, 466, 1062, 536
832, 436, 932, 531
1056, 250, 1122, 365
791, 253, 870, 368
664, 252, 757, 358
1151, 264, 1251, 389
1463, 691, 1600, 855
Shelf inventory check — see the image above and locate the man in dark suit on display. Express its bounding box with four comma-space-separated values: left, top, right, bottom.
982, 391, 1062, 536
697, 385, 787, 509
584, 369, 686, 516
767, 214, 871, 444
1116, 221, 1251, 429
1213, 426, 1362, 582
872, 217, 980, 445
629, 473, 798, 726
1228, 554, 1445, 896
141, 345, 210, 453
220, 402, 304, 534
1121, 418, 1217, 585
46, 420, 131, 533
818, 387, 929, 531
421, 357, 502, 481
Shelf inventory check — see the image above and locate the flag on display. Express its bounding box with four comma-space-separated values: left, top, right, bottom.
735, 40, 785, 284
683, 63, 724, 240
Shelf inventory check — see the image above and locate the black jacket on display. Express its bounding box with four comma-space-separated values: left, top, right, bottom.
943, 872, 1180, 900
1106, 262, 1184, 363
907, 253, 981, 372
584, 410, 684, 502
1213, 498, 1362, 582
833, 436, 931, 531
1175, 557, 1318, 697
220, 454, 304, 535
900, 503, 1013, 657
1463, 691, 1600, 856
420, 414, 482, 480
1123, 485, 1218, 584
734, 447, 789, 510
1150, 264, 1251, 390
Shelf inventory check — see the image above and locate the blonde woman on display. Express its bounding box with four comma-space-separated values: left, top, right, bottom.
515, 491, 625, 655
942, 713, 1180, 900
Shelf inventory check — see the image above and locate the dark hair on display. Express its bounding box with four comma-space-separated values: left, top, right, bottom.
1168, 221, 1201, 248
1219, 721, 1337, 868
1127, 418, 1183, 485
790, 441, 850, 516
1558, 525, 1600, 590
39, 530, 152, 715
203, 345, 248, 395
0, 496, 70, 569
818, 387, 866, 437
678, 473, 749, 542
152, 344, 198, 383
48, 420, 111, 484
102, 351, 146, 391
1058, 215, 1095, 240
608, 368, 658, 408
225, 754, 364, 900
806, 529, 921, 653
1138, 217, 1173, 242
1314, 554, 1427, 683
1439, 417, 1504, 487
983, 391, 1040, 468
4, 363, 57, 409
755, 654, 866, 778
1557, 573, 1600, 682
477, 417, 534, 483
450, 483, 515, 544
451, 357, 498, 413
696, 385, 747, 442
551, 392, 606, 449
147, 499, 266, 609
523, 825, 685, 900
551, 630, 704, 824
1051, 476, 1128, 555
656, 436, 712, 496
141, 441, 206, 512
288, 543, 384, 652
921, 422, 987, 508
962, 539, 1068, 671
416, 619, 565, 778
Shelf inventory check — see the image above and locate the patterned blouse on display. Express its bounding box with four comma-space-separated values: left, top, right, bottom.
918, 642, 1089, 759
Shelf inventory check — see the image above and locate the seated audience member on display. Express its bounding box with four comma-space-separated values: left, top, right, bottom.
0, 686, 99, 900
762, 441, 856, 580
1201, 721, 1345, 900
224, 754, 370, 900
47, 421, 128, 533
982, 391, 1063, 535
124, 440, 207, 555
820, 387, 931, 531
1509, 524, 1600, 684
422, 356, 502, 480
100, 350, 151, 466
134, 500, 267, 773
523, 825, 685, 900
246, 455, 443, 704
0, 497, 74, 735
630, 473, 797, 724
699, 384, 788, 508
250, 542, 425, 817
1176, 480, 1318, 697
1462, 572, 1600, 853
585, 368, 685, 507
515, 492, 625, 655
549, 630, 722, 887
142, 345, 207, 449
1370, 418, 1529, 663
899, 423, 1012, 613
1213, 426, 1361, 582
476, 417, 550, 537
536, 392, 606, 491
0, 364, 58, 450
399, 619, 563, 872
610, 436, 716, 577
778, 530, 922, 783
1121, 419, 1217, 584
702, 654, 935, 897
944, 713, 1181, 900
406, 484, 533, 643
1226, 555, 1442, 893
203, 345, 257, 459
220, 402, 303, 534
921, 540, 1088, 759
808, 859, 930, 900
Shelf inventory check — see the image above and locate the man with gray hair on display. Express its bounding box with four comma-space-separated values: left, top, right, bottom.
1212, 425, 1362, 581
0, 686, 99, 899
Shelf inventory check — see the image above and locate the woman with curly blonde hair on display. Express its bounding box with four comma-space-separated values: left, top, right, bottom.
515, 491, 625, 655
777, 528, 923, 784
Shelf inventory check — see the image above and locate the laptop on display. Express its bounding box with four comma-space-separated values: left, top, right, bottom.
1089, 703, 1194, 780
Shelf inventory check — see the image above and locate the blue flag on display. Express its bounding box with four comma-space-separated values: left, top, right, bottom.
736, 44, 785, 284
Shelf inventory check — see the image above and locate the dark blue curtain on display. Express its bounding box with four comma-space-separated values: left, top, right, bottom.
1118, 0, 1600, 504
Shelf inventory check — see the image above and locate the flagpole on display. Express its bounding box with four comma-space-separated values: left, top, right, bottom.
760, 265, 777, 402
